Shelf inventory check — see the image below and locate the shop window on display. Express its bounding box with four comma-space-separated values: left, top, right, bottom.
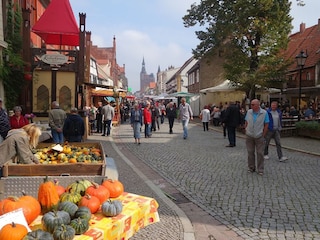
37, 85, 49, 112
59, 86, 71, 111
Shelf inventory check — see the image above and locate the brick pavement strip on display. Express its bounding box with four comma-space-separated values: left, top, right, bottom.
89, 119, 320, 240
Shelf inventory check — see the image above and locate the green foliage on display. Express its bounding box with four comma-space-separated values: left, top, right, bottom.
295, 121, 320, 131
183, 0, 293, 100
0, 0, 25, 111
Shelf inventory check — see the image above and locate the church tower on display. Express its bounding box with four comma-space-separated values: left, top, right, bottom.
140, 57, 155, 92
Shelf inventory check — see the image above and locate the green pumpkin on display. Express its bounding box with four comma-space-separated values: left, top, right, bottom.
52, 224, 75, 240
22, 229, 54, 240
79, 179, 94, 189
70, 217, 90, 235
60, 191, 82, 205
58, 201, 78, 219
74, 206, 92, 221
66, 181, 87, 196
101, 200, 123, 217
41, 210, 71, 234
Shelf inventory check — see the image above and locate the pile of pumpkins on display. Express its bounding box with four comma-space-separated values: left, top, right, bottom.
0, 176, 124, 240
33, 144, 103, 164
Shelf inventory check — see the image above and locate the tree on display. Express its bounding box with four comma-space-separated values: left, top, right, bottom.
0, 0, 25, 111
183, 0, 293, 100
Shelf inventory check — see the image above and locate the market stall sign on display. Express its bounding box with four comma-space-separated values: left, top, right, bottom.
41, 54, 68, 65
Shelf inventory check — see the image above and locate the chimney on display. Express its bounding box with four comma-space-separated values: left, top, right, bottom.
300, 22, 306, 33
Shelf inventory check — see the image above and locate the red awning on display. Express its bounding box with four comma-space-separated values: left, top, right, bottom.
32, 0, 79, 46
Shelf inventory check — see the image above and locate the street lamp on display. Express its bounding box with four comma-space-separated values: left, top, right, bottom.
295, 50, 307, 121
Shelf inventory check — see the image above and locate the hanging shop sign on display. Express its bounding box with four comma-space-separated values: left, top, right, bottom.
41, 54, 68, 65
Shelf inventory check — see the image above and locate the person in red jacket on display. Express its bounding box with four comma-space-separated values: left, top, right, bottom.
10, 106, 29, 129
143, 101, 152, 138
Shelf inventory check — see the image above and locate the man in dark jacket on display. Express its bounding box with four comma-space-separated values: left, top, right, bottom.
166, 102, 176, 134
63, 108, 85, 142
0, 98, 10, 143
224, 101, 241, 147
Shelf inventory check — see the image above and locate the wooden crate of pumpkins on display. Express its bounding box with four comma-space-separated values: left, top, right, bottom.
2, 142, 106, 177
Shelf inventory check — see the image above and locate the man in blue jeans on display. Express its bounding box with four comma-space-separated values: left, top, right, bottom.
178, 98, 193, 139
49, 101, 66, 143
264, 101, 288, 162
101, 101, 114, 136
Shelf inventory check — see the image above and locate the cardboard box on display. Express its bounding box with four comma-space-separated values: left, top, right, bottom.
2, 142, 105, 177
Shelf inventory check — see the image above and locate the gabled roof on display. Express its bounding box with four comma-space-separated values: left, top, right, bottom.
32, 0, 79, 46
286, 21, 320, 71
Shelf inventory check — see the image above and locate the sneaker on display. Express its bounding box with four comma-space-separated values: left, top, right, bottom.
279, 156, 288, 162
264, 155, 270, 160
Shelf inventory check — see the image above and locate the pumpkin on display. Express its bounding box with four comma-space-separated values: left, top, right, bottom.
70, 217, 89, 235
0, 222, 28, 240
23, 229, 54, 240
66, 180, 87, 196
0, 192, 41, 224
85, 182, 110, 204
74, 206, 92, 221
52, 224, 75, 240
79, 179, 93, 189
58, 201, 78, 219
38, 176, 60, 214
101, 179, 124, 198
101, 199, 123, 217
41, 210, 71, 234
54, 179, 66, 197
78, 194, 101, 214
60, 190, 82, 205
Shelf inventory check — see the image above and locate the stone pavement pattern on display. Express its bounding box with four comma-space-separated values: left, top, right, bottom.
89, 119, 320, 240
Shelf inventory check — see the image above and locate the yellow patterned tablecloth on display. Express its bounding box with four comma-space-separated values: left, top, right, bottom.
30, 192, 160, 240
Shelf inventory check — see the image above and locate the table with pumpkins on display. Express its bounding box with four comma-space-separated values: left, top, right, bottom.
0, 143, 160, 240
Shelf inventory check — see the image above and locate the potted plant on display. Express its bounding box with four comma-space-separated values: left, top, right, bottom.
295, 120, 320, 139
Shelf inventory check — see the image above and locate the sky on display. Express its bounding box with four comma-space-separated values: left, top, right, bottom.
69, 0, 320, 93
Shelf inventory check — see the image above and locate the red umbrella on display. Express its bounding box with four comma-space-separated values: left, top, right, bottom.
32, 0, 79, 46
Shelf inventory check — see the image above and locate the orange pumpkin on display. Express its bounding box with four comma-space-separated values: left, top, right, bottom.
78, 194, 101, 213
54, 179, 66, 197
38, 176, 60, 214
101, 179, 124, 198
0, 193, 41, 224
85, 182, 110, 204
0, 222, 28, 240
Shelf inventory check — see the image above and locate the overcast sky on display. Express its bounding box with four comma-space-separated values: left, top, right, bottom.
69, 0, 320, 93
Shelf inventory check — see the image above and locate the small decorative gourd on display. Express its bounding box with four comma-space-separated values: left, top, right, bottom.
70, 217, 90, 235
58, 201, 79, 219
52, 224, 75, 240
60, 190, 82, 205
0, 222, 28, 240
66, 180, 87, 196
22, 229, 54, 240
41, 210, 71, 234
101, 199, 123, 217
38, 176, 60, 214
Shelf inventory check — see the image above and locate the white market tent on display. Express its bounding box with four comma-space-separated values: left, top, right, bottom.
200, 80, 237, 93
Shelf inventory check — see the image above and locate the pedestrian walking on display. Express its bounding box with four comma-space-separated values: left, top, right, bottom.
224, 101, 241, 147
143, 101, 152, 138
264, 101, 288, 162
63, 108, 85, 142
220, 103, 228, 138
200, 105, 210, 131
101, 101, 114, 136
159, 102, 166, 124
48, 101, 67, 144
130, 103, 143, 144
96, 101, 103, 133
166, 102, 176, 134
178, 98, 193, 139
245, 99, 269, 175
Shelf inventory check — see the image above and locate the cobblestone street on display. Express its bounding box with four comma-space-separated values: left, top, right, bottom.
90, 119, 320, 240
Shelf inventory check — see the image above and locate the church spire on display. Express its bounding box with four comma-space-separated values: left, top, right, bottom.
141, 57, 146, 74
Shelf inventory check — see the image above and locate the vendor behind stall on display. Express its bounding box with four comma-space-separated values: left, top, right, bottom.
0, 124, 41, 165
